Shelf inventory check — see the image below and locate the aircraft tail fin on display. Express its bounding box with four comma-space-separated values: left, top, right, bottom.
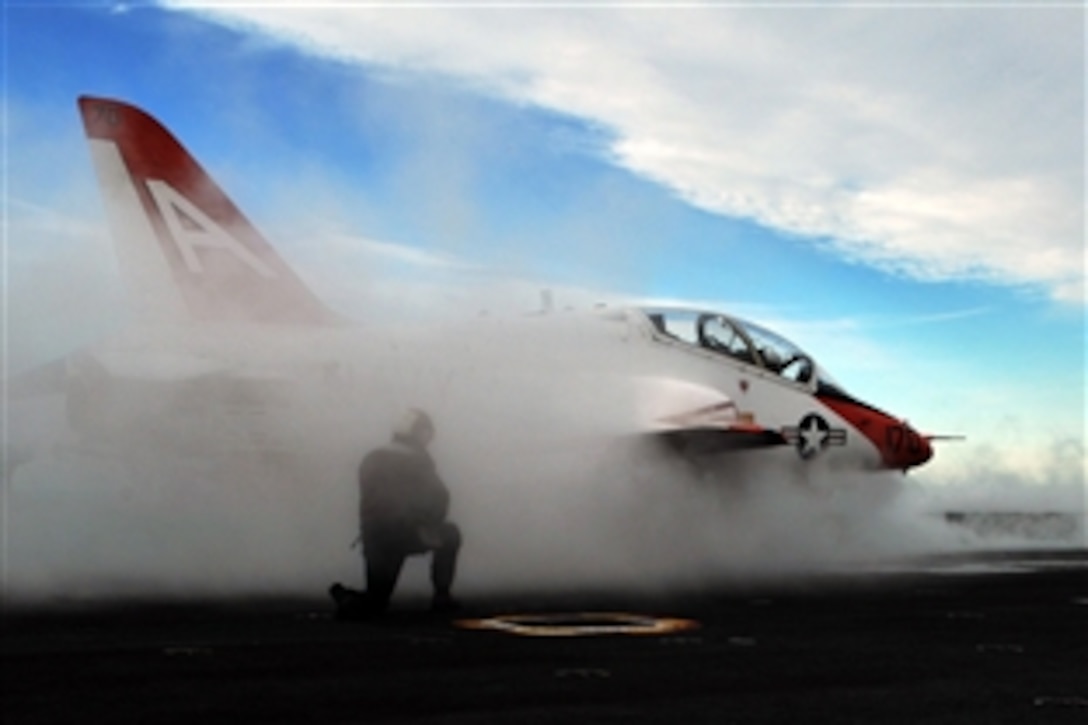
78, 95, 341, 326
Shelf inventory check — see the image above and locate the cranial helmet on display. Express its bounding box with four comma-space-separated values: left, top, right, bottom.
760, 347, 783, 370
395, 407, 435, 445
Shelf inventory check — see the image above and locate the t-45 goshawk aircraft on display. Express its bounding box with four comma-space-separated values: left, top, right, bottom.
9, 97, 938, 477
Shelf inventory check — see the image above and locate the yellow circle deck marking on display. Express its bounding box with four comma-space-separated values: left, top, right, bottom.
455, 611, 700, 637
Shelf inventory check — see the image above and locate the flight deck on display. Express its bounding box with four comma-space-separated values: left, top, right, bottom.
4, 548, 1086, 724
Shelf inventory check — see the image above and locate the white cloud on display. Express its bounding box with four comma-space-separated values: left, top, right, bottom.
329, 233, 474, 271
163, 3, 1084, 304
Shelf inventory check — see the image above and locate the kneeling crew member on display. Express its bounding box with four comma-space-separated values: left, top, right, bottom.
359, 408, 461, 613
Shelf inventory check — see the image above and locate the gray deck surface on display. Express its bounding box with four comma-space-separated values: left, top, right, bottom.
4, 549, 1086, 724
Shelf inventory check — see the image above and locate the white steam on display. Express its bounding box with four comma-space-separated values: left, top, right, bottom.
7, 301, 1077, 607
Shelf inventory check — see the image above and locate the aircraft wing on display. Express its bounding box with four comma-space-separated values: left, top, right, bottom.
648, 397, 788, 456
655, 424, 788, 456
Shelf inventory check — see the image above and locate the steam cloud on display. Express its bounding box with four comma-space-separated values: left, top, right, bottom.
6, 300, 1081, 606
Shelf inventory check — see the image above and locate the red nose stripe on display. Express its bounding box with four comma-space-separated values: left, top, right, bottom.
818, 395, 932, 470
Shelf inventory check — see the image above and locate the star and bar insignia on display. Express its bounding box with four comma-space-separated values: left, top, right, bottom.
781, 413, 847, 460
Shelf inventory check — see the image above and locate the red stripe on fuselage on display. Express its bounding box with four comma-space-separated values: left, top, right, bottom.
818, 393, 932, 470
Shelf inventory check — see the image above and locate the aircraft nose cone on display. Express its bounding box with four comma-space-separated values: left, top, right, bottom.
881, 420, 933, 471
909, 434, 934, 469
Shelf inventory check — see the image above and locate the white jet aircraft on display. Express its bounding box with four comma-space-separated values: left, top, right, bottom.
7, 97, 938, 478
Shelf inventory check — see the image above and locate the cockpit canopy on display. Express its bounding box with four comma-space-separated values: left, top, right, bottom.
640, 307, 843, 392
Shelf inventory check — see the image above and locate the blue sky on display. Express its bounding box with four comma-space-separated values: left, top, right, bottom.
4, 2, 1085, 495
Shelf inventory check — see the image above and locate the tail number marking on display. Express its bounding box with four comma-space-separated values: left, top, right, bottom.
88, 102, 120, 129
885, 424, 924, 459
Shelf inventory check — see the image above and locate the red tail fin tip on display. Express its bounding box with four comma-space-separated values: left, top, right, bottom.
78, 95, 340, 326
